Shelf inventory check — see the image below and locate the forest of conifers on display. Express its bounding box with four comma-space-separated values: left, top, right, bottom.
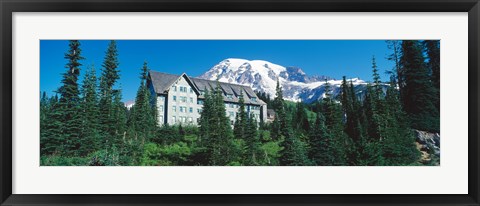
40, 40, 440, 166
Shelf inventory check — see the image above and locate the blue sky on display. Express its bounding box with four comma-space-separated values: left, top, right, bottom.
40, 40, 395, 102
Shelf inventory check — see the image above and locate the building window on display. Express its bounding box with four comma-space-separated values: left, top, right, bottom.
173, 106, 176, 112
189, 107, 193, 113
180, 106, 186, 113
190, 97, 193, 103
172, 116, 176, 123
159, 115, 163, 121
188, 117, 193, 123
251, 97, 257, 102
173, 86, 177, 92
229, 111, 234, 117
159, 105, 163, 112
229, 103, 234, 108
198, 108, 202, 113
173, 96, 177, 102
180, 86, 187, 93
227, 94, 233, 99
198, 100, 204, 105
180, 96, 187, 103
190, 88, 193, 93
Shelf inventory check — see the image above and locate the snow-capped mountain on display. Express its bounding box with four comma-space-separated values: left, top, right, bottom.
198, 58, 373, 103
125, 100, 135, 110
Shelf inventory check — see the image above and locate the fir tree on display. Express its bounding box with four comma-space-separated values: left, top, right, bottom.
322, 80, 348, 165
244, 117, 260, 165
233, 91, 248, 140
80, 65, 100, 154
99, 40, 120, 145
57, 40, 84, 155
386, 40, 402, 85
293, 102, 310, 134
130, 61, 157, 141
40, 95, 65, 155
399, 40, 439, 132
341, 76, 366, 165
308, 112, 331, 165
112, 89, 127, 146
275, 80, 309, 165
382, 81, 420, 165
424, 40, 440, 111
199, 83, 235, 165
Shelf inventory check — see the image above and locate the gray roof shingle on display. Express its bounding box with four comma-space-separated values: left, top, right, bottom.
148, 70, 266, 105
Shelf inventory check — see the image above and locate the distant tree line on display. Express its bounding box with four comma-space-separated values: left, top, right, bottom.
40, 40, 439, 166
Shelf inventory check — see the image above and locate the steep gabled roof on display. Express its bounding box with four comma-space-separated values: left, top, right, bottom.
148, 71, 180, 94
148, 70, 266, 105
148, 71, 200, 95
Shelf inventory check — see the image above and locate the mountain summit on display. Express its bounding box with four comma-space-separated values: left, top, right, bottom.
198, 58, 368, 103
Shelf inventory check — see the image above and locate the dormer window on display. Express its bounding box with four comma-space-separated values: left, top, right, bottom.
227, 94, 233, 99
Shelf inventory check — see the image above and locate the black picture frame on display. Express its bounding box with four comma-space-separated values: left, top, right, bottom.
1, 0, 479, 205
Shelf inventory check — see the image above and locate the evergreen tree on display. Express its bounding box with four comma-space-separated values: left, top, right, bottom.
361, 64, 420, 165
233, 91, 248, 140
112, 89, 127, 146
40, 95, 65, 155
399, 40, 439, 132
293, 102, 310, 133
80, 65, 100, 155
385, 40, 402, 85
99, 40, 120, 145
382, 81, 420, 165
308, 112, 332, 165
275, 80, 309, 165
424, 40, 440, 111
57, 40, 84, 155
244, 117, 260, 165
198, 83, 235, 165
341, 76, 366, 165
321, 80, 348, 165
371, 56, 383, 97
40, 92, 49, 154
130, 61, 157, 141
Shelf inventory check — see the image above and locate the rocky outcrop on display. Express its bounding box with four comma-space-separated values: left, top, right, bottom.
414, 130, 440, 165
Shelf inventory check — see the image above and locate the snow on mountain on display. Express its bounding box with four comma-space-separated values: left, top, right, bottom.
125, 100, 135, 110
198, 58, 371, 103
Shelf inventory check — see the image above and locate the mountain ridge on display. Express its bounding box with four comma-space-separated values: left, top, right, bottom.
198, 58, 372, 103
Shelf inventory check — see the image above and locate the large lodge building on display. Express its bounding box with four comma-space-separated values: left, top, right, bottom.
147, 71, 268, 126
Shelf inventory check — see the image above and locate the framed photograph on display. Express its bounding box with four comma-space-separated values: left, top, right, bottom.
1, 0, 479, 205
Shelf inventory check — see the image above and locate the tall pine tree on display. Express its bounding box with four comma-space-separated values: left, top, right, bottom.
57, 40, 84, 155
321, 80, 348, 165
424, 40, 440, 111
275, 80, 310, 165
399, 40, 439, 132
80, 65, 100, 155
130, 61, 157, 141
99, 40, 120, 145
199, 83, 235, 165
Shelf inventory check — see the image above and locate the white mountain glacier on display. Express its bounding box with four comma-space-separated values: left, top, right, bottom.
198, 58, 373, 103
